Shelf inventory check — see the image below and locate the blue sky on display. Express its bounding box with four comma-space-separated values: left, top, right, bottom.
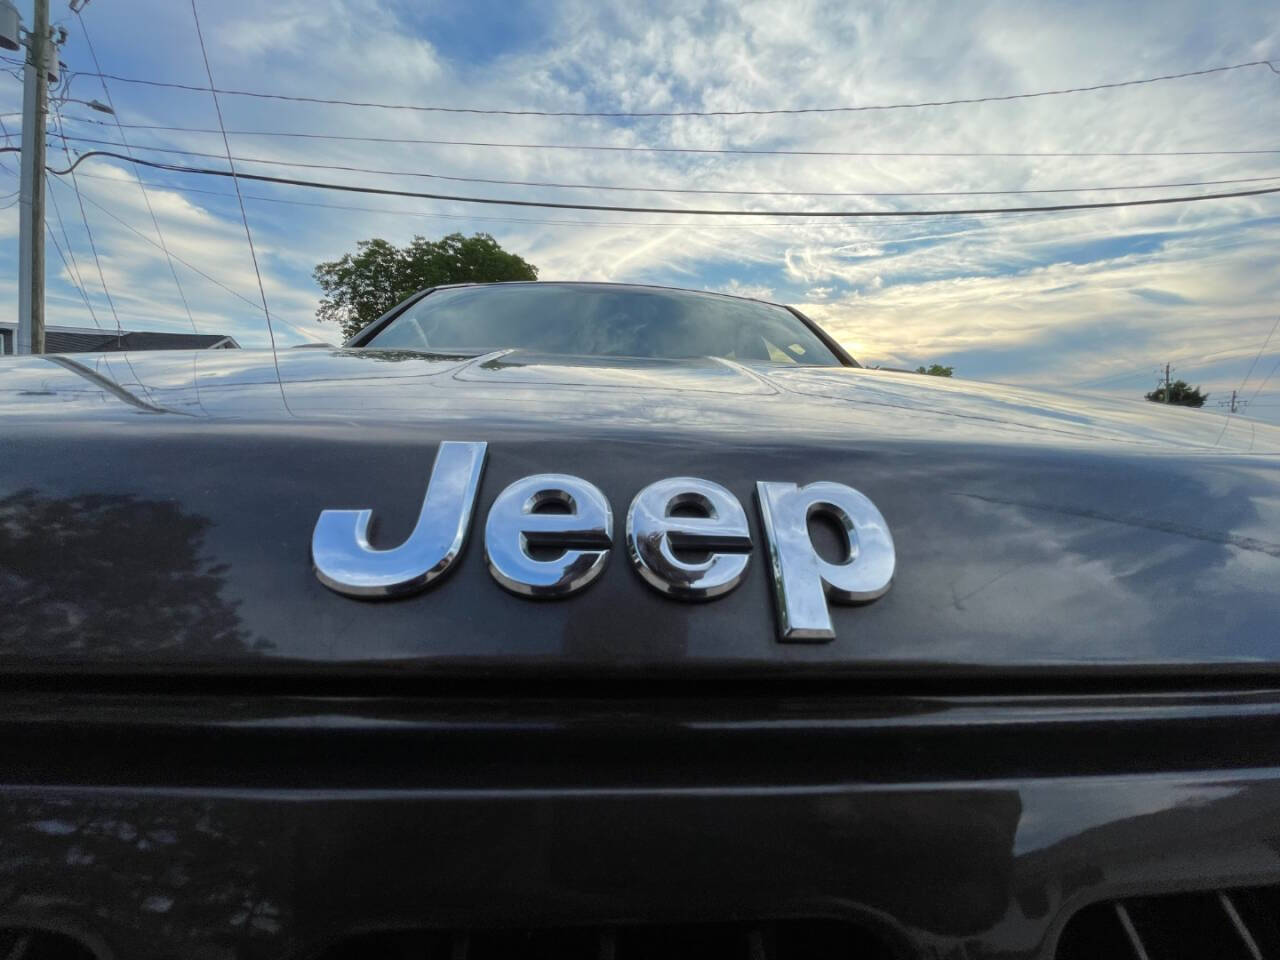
2, 0, 1279, 427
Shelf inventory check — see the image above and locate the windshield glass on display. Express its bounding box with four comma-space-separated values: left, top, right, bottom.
364, 284, 845, 365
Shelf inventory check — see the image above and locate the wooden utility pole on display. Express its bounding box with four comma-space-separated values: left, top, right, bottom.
1219, 389, 1248, 415
17, 0, 49, 354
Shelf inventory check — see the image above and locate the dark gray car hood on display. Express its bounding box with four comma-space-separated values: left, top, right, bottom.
2, 347, 1278, 680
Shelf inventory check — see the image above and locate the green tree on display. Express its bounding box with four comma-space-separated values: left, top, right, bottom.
0, 490, 268, 658
915, 363, 954, 377
1145, 380, 1209, 407
314, 232, 538, 339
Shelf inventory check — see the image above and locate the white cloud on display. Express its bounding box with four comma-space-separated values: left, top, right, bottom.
715, 279, 776, 301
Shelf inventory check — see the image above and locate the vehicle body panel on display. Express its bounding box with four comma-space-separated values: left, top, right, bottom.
3, 330, 1280, 959
3, 690, 1280, 959
1, 346, 1277, 677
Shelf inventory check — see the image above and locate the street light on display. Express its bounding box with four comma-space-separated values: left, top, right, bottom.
64, 97, 114, 115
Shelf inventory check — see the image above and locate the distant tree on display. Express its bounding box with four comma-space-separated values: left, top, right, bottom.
0, 490, 268, 658
1145, 380, 1209, 407
314, 232, 538, 340
915, 364, 954, 377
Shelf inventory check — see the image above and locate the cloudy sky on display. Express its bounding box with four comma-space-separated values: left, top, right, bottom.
2, 0, 1278, 422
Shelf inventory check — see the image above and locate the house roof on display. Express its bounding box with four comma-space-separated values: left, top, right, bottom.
41, 330, 240, 353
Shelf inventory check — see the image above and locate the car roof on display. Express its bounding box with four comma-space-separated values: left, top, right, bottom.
425, 280, 787, 309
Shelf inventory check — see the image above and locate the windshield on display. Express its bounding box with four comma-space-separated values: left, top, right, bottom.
364, 284, 845, 365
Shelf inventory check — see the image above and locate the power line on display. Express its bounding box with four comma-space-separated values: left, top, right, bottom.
46, 176, 103, 330
22, 147, 1280, 217
33, 74, 264, 310
1239, 316, 1280, 395
1216, 314, 1280, 445
47, 136, 124, 339
55, 175, 267, 313
43, 213, 139, 396
64, 168, 1052, 230
45, 156, 159, 397
56, 168, 1103, 228
189, 0, 289, 407
18, 111, 258, 338
1208, 320, 1280, 448
63, 192, 336, 368
50, 170, 818, 228
59, 57, 1280, 118
1075, 368, 1158, 388
72, 7, 198, 334
45, 219, 103, 330
0, 115, 19, 178
29, 95, 99, 331
1247, 353, 1280, 407
39, 132, 1280, 197
51, 113, 1280, 159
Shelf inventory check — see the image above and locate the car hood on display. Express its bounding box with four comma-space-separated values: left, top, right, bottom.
2, 347, 1278, 681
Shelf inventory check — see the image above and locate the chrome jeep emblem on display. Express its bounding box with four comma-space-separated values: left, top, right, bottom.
311, 441, 487, 599
627, 477, 753, 601
485, 473, 613, 598
311, 442, 895, 642
755, 481, 895, 640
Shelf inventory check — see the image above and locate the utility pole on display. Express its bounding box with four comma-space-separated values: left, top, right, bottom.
1163, 362, 1172, 404
1218, 389, 1249, 415
16, 0, 50, 355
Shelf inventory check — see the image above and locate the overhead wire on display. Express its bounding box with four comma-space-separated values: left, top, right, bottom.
46, 106, 124, 341
188, 0, 290, 406
73, 6, 198, 334
12, 127, 270, 313
0, 114, 19, 178
36, 131, 1280, 197
1074, 368, 1162, 389
38, 131, 276, 343
53, 57, 1280, 118
55, 167, 1074, 230
1214, 314, 1280, 445
47, 175, 103, 330
42, 208, 138, 395
45, 220, 104, 329
62, 184, 268, 314
19, 103, 108, 334
1247, 349, 1280, 407
18, 147, 1280, 217
48, 114, 1280, 159
1211, 312, 1280, 445
4, 47, 1276, 376
1238, 316, 1280, 397
43, 108, 147, 389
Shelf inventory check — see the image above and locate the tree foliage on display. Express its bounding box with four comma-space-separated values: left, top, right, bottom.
314, 232, 539, 340
1145, 380, 1209, 407
915, 364, 954, 377
0, 490, 267, 658
0, 793, 286, 958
